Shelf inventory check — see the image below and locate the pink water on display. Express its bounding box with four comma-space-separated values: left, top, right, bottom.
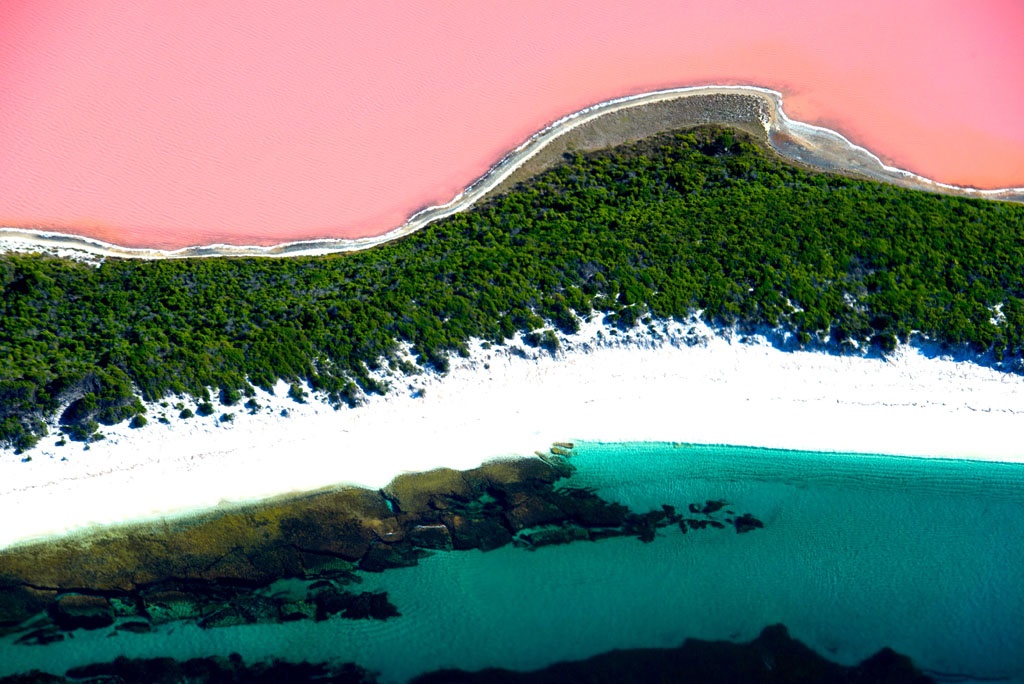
1, 1, 1022, 249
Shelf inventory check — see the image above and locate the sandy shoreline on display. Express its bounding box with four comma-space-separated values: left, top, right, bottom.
3, 85, 1023, 261
2, 316, 1023, 550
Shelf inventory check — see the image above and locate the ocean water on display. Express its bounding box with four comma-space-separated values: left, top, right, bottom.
2, 442, 1022, 682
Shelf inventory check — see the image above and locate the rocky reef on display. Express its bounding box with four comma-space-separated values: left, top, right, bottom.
411, 624, 935, 684
0, 448, 946, 683
0, 624, 934, 683
0, 656, 377, 683
0, 447, 762, 647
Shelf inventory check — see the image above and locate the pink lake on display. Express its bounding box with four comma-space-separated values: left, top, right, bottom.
1, 1, 1022, 249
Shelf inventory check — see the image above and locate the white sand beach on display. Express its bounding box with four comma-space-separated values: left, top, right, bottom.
1, 316, 1022, 550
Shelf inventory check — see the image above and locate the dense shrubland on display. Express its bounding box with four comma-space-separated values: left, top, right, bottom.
2, 126, 1023, 451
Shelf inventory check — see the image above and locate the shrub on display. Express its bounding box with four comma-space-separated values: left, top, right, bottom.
220, 387, 242, 406
540, 330, 560, 353
64, 420, 99, 442
179, 408, 194, 419
196, 402, 215, 417
524, 329, 560, 353
129, 414, 147, 429
287, 383, 307, 404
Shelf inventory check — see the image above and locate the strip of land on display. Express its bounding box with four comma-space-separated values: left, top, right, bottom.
2, 85, 1022, 260
2, 316, 1022, 550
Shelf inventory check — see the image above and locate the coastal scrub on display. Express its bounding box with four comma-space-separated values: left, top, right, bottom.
2, 127, 1023, 450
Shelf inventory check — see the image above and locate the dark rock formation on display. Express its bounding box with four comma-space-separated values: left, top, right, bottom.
410, 624, 935, 684
5, 656, 377, 684
0, 449, 761, 644
47, 593, 114, 631
735, 513, 765, 534
0, 673, 65, 684
359, 541, 425, 572
384, 467, 473, 515
13, 627, 65, 646
407, 524, 452, 550
446, 513, 514, 551
554, 487, 629, 528
701, 498, 727, 515
0, 582, 53, 632
516, 524, 590, 548
504, 496, 566, 531
0, 625, 935, 684
313, 588, 398, 622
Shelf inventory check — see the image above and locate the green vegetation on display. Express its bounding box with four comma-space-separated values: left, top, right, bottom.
524, 329, 560, 354
287, 382, 307, 404
2, 126, 1024, 451
220, 387, 242, 406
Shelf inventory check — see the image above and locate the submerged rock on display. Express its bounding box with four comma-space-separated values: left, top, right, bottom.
408, 524, 453, 550
48, 594, 114, 631
552, 488, 629, 528
447, 514, 513, 551
0, 672, 65, 683
115, 620, 152, 634
0, 584, 54, 635
504, 496, 566, 531
298, 552, 357, 580
140, 589, 205, 624
313, 587, 398, 622
0, 624, 934, 683
50, 656, 377, 684
517, 524, 590, 549
358, 541, 424, 572
409, 623, 935, 684
701, 499, 727, 515
0, 454, 764, 643
734, 513, 764, 534
13, 626, 65, 646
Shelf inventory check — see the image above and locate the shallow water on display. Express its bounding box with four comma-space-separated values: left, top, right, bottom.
1, 1, 1022, 248
1, 442, 1022, 682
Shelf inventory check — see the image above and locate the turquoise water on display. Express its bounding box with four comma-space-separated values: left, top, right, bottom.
2, 442, 1023, 682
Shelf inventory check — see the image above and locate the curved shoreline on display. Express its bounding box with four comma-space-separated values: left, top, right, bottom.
3, 84, 1023, 261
